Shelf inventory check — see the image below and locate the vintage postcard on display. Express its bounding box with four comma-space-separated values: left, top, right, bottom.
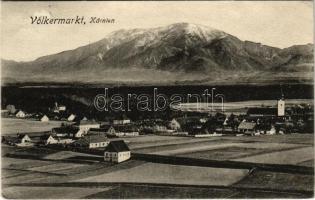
1, 1, 314, 199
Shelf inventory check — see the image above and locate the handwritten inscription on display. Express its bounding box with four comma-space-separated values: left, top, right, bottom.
30, 16, 115, 25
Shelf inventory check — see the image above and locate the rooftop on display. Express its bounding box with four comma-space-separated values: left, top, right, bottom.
238, 121, 256, 130
105, 140, 130, 152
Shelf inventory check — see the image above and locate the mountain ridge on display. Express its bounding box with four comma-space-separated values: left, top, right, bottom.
2, 22, 314, 85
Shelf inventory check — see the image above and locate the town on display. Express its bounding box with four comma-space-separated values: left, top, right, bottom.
2, 94, 313, 163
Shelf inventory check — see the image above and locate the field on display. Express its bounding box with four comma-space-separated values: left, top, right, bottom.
1, 118, 314, 198
75, 162, 249, 186
1, 118, 64, 135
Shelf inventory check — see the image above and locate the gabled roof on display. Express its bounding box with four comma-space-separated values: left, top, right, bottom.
81, 134, 108, 143
40, 115, 49, 119
17, 134, 29, 139
105, 140, 130, 152
89, 126, 115, 133
40, 134, 55, 140
238, 121, 256, 130
16, 110, 25, 115
6, 134, 31, 143
73, 135, 108, 146
52, 126, 79, 134
113, 125, 138, 132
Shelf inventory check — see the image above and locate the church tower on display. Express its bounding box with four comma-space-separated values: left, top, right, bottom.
277, 86, 285, 117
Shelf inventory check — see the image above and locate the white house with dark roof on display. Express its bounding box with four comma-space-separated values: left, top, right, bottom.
40, 135, 58, 145
113, 119, 131, 125
52, 126, 81, 138
4, 134, 32, 146
104, 140, 130, 163
74, 120, 101, 135
16, 110, 26, 118
53, 102, 66, 113
168, 118, 181, 131
72, 134, 109, 149
238, 121, 256, 135
88, 126, 116, 136
40, 115, 49, 122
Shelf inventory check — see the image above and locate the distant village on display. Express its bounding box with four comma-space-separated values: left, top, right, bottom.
2, 96, 314, 163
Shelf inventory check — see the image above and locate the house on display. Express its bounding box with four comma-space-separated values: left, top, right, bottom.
52, 126, 81, 138
4, 134, 32, 146
53, 102, 66, 113
266, 125, 276, 135
67, 114, 76, 122
113, 119, 131, 125
112, 125, 139, 137
89, 126, 116, 136
168, 118, 181, 131
40, 115, 49, 122
40, 135, 58, 145
72, 134, 109, 149
73, 120, 101, 136
153, 124, 168, 133
104, 140, 131, 163
138, 121, 167, 134
238, 121, 256, 135
16, 110, 26, 118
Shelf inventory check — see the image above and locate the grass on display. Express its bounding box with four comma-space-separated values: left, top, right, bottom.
2, 186, 109, 199
1, 123, 313, 198
84, 184, 237, 199
233, 146, 314, 165
84, 183, 312, 199
234, 170, 314, 192
297, 159, 314, 167
75, 162, 249, 186
223, 134, 314, 145
1, 118, 64, 135
177, 147, 265, 160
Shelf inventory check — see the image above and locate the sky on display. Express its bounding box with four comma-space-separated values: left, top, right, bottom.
1, 1, 314, 61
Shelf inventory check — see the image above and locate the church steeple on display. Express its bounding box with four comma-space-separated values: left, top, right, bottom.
278, 84, 285, 116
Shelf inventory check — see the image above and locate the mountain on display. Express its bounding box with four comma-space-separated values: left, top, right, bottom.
1, 23, 314, 85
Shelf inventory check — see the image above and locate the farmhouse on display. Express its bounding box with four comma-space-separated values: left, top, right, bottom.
104, 140, 131, 163
81, 116, 88, 121
52, 126, 81, 138
113, 119, 131, 125
113, 125, 139, 137
72, 134, 109, 149
4, 134, 32, 146
16, 110, 26, 118
74, 120, 101, 135
89, 125, 116, 136
40, 115, 49, 122
168, 118, 181, 131
238, 121, 256, 135
53, 102, 66, 113
266, 125, 277, 135
40, 135, 58, 145
153, 124, 168, 133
